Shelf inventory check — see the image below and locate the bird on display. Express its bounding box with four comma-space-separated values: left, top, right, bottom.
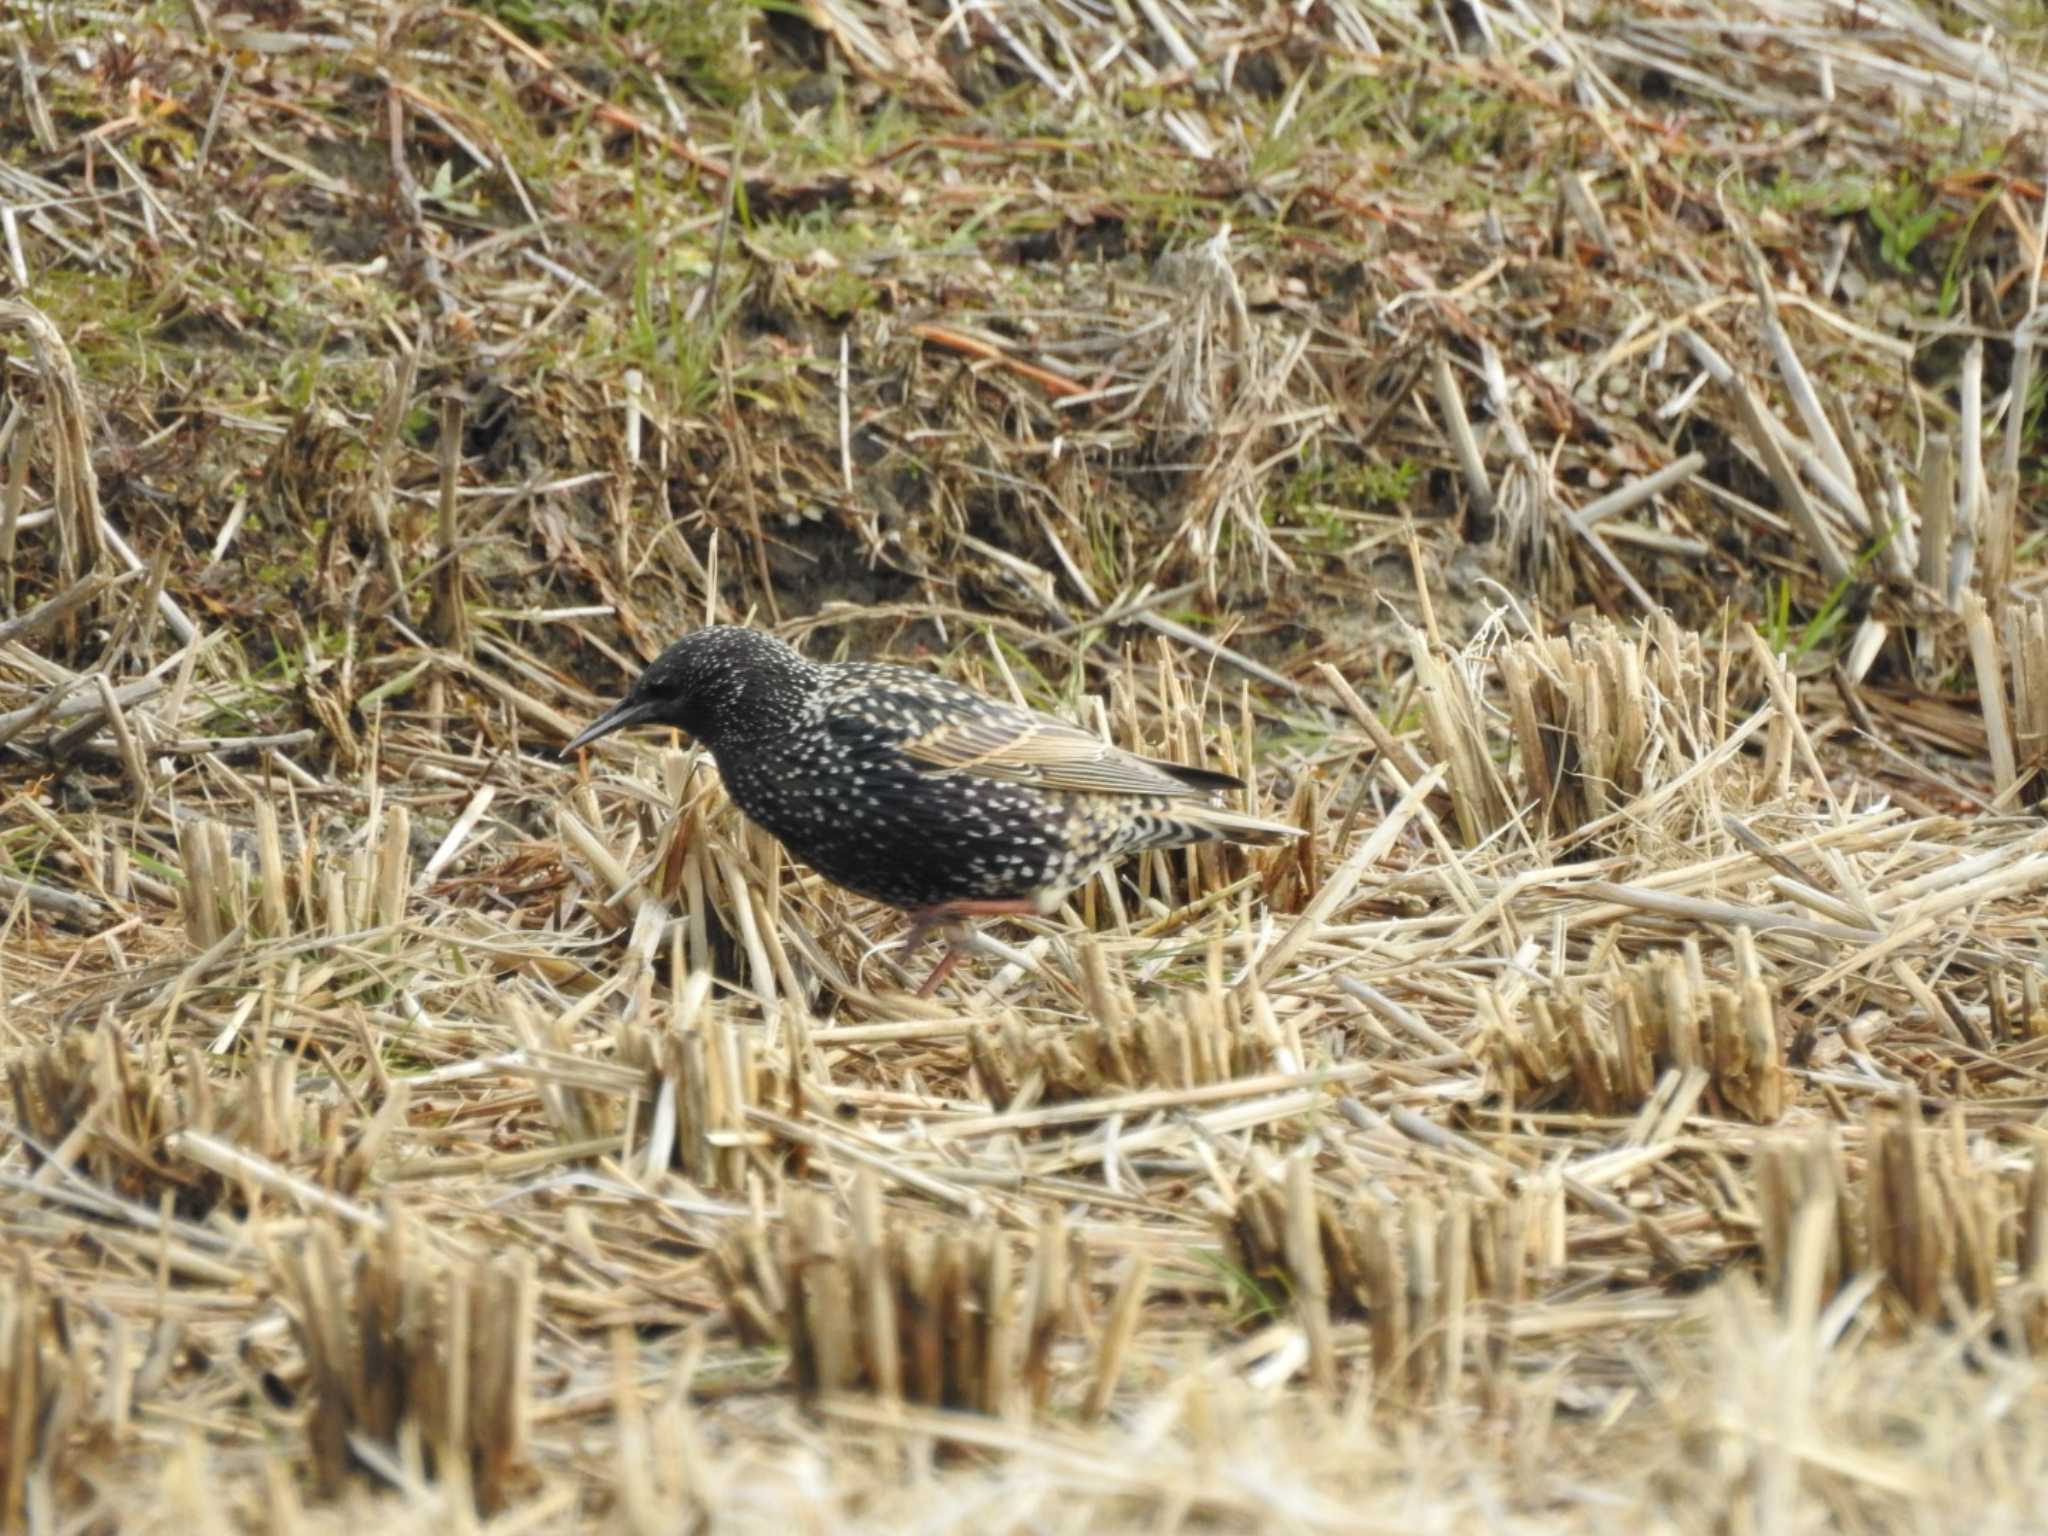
561, 626, 1297, 996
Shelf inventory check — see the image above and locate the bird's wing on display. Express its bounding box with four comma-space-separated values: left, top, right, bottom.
897, 701, 1238, 798
822, 665, 1246, 798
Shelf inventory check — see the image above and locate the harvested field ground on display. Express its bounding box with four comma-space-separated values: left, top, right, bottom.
4, 0, 2048, 1530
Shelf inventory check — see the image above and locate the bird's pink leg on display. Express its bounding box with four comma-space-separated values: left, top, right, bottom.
900, 897, 1042, 997
914, 944, 969, 999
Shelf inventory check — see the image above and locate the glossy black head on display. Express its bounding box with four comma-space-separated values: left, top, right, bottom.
560, 626, 819, 756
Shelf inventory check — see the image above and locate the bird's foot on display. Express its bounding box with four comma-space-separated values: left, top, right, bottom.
899, 898, 1041, 997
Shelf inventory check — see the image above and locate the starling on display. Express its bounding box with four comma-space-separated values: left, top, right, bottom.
562, 626, 1296, 995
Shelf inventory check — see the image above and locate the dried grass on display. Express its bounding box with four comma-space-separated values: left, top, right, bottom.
3, 0, 2048, 1530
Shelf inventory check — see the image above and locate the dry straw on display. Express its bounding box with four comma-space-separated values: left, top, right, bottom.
5, 0, 2048, 1529
274, 1212, 536, 1512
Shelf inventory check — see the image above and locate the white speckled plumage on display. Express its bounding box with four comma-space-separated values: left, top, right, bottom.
564, 626, 1295, 990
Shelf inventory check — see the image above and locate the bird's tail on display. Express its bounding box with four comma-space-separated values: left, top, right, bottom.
1177, 805, 1301, 846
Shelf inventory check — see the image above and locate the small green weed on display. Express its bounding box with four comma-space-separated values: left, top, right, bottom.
1266, 454, 1420, 550
1759, 531, 1891, 668
1195, 1250, 1289, 1328
1864, 172, 1944, 276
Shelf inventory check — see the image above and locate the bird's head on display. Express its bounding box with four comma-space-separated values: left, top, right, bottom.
560, 626, 816, 756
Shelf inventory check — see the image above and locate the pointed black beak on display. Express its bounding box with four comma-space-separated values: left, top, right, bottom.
560, 697, 660, 758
